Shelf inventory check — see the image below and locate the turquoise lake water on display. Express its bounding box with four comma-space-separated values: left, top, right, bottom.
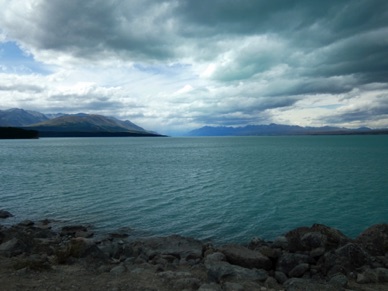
1, 136, 387, 243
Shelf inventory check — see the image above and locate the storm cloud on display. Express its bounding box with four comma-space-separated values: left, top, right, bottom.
0, 0, 387, 134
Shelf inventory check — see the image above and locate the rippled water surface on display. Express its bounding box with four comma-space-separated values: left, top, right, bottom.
1, 136, 387, 243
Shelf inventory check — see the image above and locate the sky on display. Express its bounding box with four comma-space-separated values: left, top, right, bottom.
0, 0, 388, 135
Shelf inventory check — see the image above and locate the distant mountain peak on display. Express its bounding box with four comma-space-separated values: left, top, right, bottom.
186, 123, 384, 136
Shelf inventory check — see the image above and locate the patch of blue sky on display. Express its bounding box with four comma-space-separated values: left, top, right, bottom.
320, 104, 341, 109
0, 41, 52, 75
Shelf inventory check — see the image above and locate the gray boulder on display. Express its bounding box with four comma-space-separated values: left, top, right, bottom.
276, 253, 312, 276
356, 223, 388, 256
205, 252, 226, 262
205, 260, 268, 283
288, 263, 310, 278
220, 244, 272, 270
301, 232, 327, 250
284, 224, 348, 252
318, 243, 371, 276
328, 273, 348, 288
0, 238, 25, 257
131, 235, 203, 261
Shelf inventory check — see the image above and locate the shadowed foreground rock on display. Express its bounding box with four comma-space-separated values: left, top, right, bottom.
0, 213, 387, 290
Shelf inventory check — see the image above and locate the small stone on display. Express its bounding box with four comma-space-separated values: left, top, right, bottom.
310, 247, 325, 258
288, 263, 310, 278
173, 278, 201, 290
205, 260, 268, 282
275, 271, 288, 284
357, 272, 371, 284
223, 282, 244, 291
110, 264, 126, 275
205, 252, 226, 262
329, 273, 348, 287
264, 276, 279, 289
258, 246, 282, 259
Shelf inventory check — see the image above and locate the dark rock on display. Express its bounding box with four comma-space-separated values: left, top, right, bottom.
0, 210, 13, 219
301, 232, 327, 250
13, 254, 51, 271
275, 270, 288, 284
247, 237, 266, 250
131, 235, 203, 261
276, 253, 312, 276
329, 273, 348, 288
356, 223, 388, 256
264, 276, 280, 289
173, 277, 202, 290
257, 245, 282, 259
357, 267, 388, 284
110, 264, 127, 275
273, 236, 288, 249
57, 237, 107, 262
60, 225, 92, 238
376, 267, 388, 283
205, 260, 268, 283
205, 252, 226, 262
318, 243, 371, 276
158, 270, 192, 278
223, 282, 244, 291
284, 278, 335, 291
220, 244, 272, 270
335, 243, 371, 268
97, 239, 133, 260
198, 283, 223, 291
0, 237, 31, 257
284, 224, 348, 252
310, 247, 326, 258
288, 263, 310, 278
18, 220, 35, 227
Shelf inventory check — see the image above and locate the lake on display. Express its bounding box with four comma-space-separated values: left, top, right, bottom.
1, 136, 387, 243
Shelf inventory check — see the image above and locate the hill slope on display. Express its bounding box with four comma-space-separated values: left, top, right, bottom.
0, 108, 163, 136
28, 114, 142, 133
0, 108, 48, 126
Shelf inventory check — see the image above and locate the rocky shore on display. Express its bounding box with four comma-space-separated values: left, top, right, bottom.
0, 210, 387, 291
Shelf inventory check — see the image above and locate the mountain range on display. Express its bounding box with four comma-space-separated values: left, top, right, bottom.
0, 108, 163, 137
187, 124, 388, 136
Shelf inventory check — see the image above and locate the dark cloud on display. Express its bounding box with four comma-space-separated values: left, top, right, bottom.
11, 0, 177, 61
323, 94, 388, 125
46, 95, 125, 113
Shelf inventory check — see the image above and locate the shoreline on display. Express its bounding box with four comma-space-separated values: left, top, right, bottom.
1, 210, 387, 290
